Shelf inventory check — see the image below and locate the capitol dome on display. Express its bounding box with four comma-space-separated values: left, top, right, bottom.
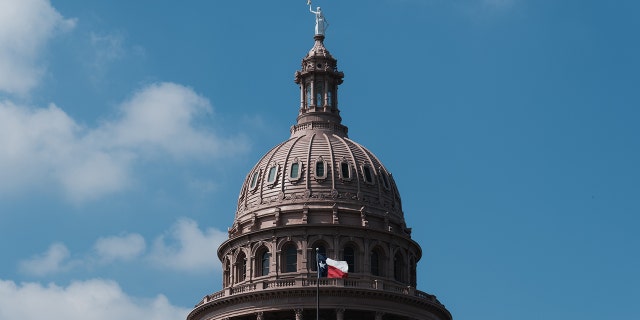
189, 30, 451, 320
231, 35, 408, 238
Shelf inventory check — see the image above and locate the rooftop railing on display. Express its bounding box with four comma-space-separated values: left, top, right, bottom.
195, 278, 443, 308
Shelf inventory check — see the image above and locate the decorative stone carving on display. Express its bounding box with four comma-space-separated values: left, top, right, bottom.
274, 207, 281, 226
255, 311, 264, 320
336, 308, 345, 320
249, 213, 258, 231
360, 206, 369, 227
294, 308, 304, 320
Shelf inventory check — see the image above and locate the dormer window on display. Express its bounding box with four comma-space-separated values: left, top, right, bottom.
249, 170, 260, 190
315, 157, 327, 180
267, 165, 278, 186
380, 168, 391, 190
339, 160, 352, 181
362, 165, 374, 184
289, 160, 302, 182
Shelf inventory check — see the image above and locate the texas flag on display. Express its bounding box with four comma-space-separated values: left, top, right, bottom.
317, 254, 349, 278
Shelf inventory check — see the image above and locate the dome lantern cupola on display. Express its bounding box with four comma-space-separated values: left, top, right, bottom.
293, 34, 346, 138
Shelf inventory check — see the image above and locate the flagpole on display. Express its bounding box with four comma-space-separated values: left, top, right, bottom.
316, 247, 319, 320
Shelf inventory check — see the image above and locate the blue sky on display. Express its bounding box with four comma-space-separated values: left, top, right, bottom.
0, 0, 638, 319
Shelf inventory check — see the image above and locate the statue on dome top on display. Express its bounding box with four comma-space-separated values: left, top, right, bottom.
308, 1, 328, 35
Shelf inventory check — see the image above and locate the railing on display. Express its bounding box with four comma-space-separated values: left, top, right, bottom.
195, 277, 442, 308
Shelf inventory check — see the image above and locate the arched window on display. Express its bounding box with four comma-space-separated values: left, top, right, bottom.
410, 256, 417, 287
283, 244, 297, 273
370, 249, 381, 276
267, 165, 278, 185
394, 252, 405, 282
256, 248, 270, 277
289, 161, 302, 181
315, 158, 327, 180
340, 161, 351, 180
343, 246, 356, 273
249, 170, 260, 190
327, 90, 333, 107
315, 81, 324, 106
223, 260, 231, 287
362, 165, 374, 184
380, 170, 390, 190
236, 252, 247, 283
306, 84, 312, 108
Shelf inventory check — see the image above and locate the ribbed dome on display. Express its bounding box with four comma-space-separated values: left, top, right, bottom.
229, 34, 410, 239
236, 130, 403, 218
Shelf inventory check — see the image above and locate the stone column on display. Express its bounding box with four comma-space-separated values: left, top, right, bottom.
335, 308, 345, 320
375, 311, 385, 320
294, 308, 304, 320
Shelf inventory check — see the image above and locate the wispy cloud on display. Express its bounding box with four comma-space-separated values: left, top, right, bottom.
0, 279, 189, 320
0, 82, 249, 203
94, 233, 146, 263
87, 32, 127, 84
0, 0, 76, 95
19, 218, 226, 276
18, 243, 77, 276
149, 218, 227, 272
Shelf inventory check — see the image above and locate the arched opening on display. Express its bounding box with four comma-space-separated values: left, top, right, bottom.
255, 247, 270, 277
409, 256, 417, 287
235, 252, 247, 283
394, 252, 405, 283
315, 81, 324, 106
282, 243, 298, 273
370, 248, 383, 277
343, 245, 356, 273
223, 259, 231, 287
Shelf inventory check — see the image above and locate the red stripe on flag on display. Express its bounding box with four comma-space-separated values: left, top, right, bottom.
326, 258, 348, 278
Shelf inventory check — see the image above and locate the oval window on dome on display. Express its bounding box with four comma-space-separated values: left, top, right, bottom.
380, 168, 391, 190
340, 161, 352, 181
289, 161, 302, 181
267, 165, 278, 185
315, 158, 327, 180
249, 170, 260, 190
362, 165, 374, 184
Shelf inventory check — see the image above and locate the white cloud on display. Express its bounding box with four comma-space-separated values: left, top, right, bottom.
87, 32, 130, 84
0, 82, 248, 203
0, 279, 189, 320
94, 233, 146, 262
150, 218, 227, 272
94, 82, 244, 159
19, 219, 226, 275
19, 243, 75, 276
0, 0, 76, 95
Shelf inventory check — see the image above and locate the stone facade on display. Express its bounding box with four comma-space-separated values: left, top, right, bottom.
187, 34, 452, 320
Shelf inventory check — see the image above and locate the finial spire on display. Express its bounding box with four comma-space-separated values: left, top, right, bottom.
308, 1, 328, 36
